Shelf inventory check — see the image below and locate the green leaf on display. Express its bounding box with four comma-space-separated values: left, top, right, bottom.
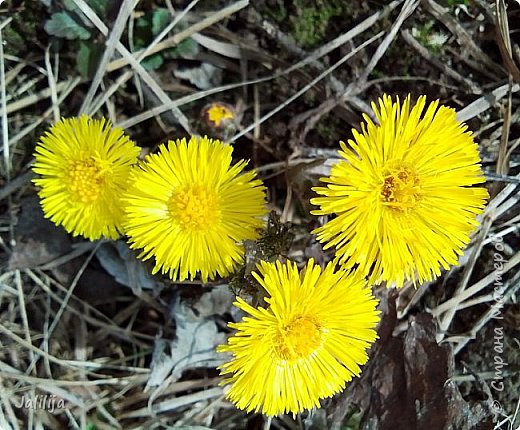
164, 37, 200, 58
142, 54, 164, 70
164, 38, 200, 59
445, 0, 469, 5
63, 0, 78, 12
88, 0, 108, 17
152, 9, 170, 36
133, 13, 153, 50
173, 37, 199, 57
62, 0, 107, 27
132, 9, 175, 69
76, 41, 104, 78
45, 12, 91, 40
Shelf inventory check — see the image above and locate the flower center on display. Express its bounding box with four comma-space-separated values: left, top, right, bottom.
380, 167, 421, 212
67, 158, 104, 203
169, 184, 220, 231
273, 315, 322, 361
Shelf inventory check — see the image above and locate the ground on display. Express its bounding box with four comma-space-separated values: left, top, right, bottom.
0, 0, 519, 429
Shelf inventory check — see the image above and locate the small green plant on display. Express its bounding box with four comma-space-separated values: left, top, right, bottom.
3, 2, 47, 56
44, 3, 198, 77
44, 0, 115, 77
262, 0, 345, 48
132, 9, 199, 70
412, 20, 448, 54
45, 0, 109, 40
444, 0, 469, 5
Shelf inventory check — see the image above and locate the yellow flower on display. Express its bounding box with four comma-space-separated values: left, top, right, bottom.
218, 259, 380, 417
311, 95, 489, 287
123, 136, 267, 282
32, 115, 140, 240
205, 102, 235, 127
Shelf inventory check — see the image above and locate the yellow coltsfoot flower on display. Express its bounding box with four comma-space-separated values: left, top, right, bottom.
311, 94, 489, 287
32, 115, 140, 240
218, 259, 380, 417
204, 102, 235, 128
123, 136, 267, 282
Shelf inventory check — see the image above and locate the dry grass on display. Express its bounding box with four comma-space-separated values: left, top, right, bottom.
0, 0, 519, 429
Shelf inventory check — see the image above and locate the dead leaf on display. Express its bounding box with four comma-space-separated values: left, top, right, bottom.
193, 284, 234, 318
8, 196, 72, 270
146, 287, 232, 389
96, 240, 164, 293
173, 63, 222, 90
329, 291, 491, 430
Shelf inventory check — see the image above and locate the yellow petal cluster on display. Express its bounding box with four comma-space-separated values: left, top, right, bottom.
32, 115, 139, 240
206, 102, 235, 127
123, 136, 267, 282
218, 259, 380, 417
311, 95, 489, 287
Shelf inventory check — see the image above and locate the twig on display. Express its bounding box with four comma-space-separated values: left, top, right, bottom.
120, 387, 223, 418
105, 0, 247, 72
80, 0, 136, 114
0, 79, 78, 118
0, 20, 10, 178
422, 0, 503, 76
401, 28, 480, 93
8, 78, 81, 148
26, 269, 154, 344
254, 0, 402, 79
453, 270, 520, 354
287, 0, 419, 144
230, 32, 384, 142
485, 173, 520, 184
264, 416, 272, 430
495, 0, 520, 82
44, 46, 60, 123
88, 0, 239, 115
432, 251, 520, 318
456, 82, 520, 122
0, 375, 20, 430
118, 6, 407, 132
436, 214, 494, 342
349, 0, 419, 91
0, 369, 146, 387
486, 174, 520, 213
496, 79, 512, 178
45, 243, 101, 340
73, 0, 192, 133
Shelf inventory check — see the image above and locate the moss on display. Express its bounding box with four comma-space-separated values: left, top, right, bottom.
262, 0, 345, 48
3, 3, 47, 56
442, 0, 469, 5
3, 27, 25, 55
290, 0, 343, 48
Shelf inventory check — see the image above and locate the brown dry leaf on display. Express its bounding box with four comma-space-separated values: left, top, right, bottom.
8, 196, 72, 270
329, 292, 491, 430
